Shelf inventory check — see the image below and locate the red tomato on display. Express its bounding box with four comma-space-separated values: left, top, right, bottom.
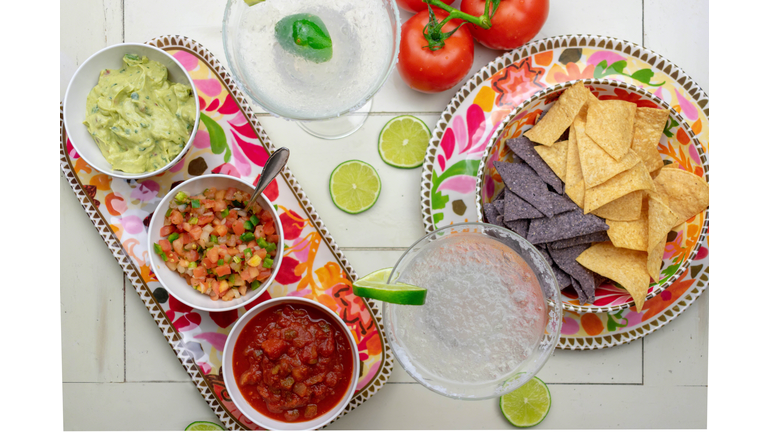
158, 239, 172, 252
395, 0, 455, 14
397, 9, 475, 93
461, 0, 549, 50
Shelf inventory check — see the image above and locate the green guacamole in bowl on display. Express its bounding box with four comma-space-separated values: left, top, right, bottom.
83, 54, 197, 174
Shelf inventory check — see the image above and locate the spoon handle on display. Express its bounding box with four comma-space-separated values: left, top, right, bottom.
244, 147, 290, 211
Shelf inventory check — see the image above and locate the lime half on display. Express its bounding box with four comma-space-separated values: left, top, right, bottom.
185, 421, 225, 431
329, 160, 381, 214
353, 268, 427, 305
500, 377, 551, 428
378, 115, 431, 169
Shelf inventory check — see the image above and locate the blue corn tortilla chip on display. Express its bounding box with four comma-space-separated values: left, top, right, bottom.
547, 231, 610, 249
526, 209, 609, 245
504, 219, 529, 238
504, 190, 544, 221
506, 136, 564, 194
494, 161, 575, 218
536, 245, 571, 290
483, 203, 505, 228
548, 244, 596, 304
570, 276, 589, 305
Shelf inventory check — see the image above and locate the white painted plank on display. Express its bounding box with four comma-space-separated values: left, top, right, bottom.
644, 289, 709, 386
63, 382, 222, 431
124, 275, 191, 382
60, 0, 123, 100
257, 114, 436, 248
644, 0, 709, 93
60, 174, 126, 383
328, 382, 706, 430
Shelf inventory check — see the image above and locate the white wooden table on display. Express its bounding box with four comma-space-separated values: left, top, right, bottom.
60, 0, 709, 429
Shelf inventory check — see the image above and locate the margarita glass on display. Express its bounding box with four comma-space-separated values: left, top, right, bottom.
223, 0, 401, 139
383, 223, 562, 400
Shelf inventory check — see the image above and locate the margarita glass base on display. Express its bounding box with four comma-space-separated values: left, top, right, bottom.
297, 99, 373, 140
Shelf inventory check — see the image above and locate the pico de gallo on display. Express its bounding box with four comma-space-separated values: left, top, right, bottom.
153, 186, 279, 301
233, 304, 354, 422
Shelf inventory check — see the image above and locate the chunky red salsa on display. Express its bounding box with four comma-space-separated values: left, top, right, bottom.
232, 304, 354, 422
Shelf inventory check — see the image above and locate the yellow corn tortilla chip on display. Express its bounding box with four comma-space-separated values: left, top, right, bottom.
535, 140, 568, 181
607, 205, 648, 251
574, 114, 641, 188
646, 196, 679, 281
650, 166, 663, 179
585, 100, 637, 160
631, 107, 668, 172
591, 190, 644, 221
652, 167, 710, 225
576, 242, 650, 312
524, 81, 591, 146
647, 241, 665, 284
583, 163, 655, 213
565, 179, 585, 209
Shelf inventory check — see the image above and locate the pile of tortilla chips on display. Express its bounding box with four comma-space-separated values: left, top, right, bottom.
484, 82, 709, 311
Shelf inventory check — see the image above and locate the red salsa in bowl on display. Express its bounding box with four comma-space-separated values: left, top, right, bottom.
232, 303, 355, 423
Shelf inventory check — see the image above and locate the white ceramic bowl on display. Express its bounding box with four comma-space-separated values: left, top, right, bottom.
222, 297, 360, 430
147, 174, 283, 312
63, 43, 200, 179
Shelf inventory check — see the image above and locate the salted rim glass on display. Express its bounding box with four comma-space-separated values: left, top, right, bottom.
222, 0, 401, 139
383, 222, 563, 400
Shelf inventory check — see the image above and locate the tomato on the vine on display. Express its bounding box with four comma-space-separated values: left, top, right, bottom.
397, 9, 475, 93
395, 0, 456, 14
461, 0, 549, 50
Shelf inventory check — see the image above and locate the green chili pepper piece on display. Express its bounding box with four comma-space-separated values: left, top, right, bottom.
168, 233, 180, 243
153, 243, 163, 254
251, 280, 262, 291
188, 217, 198, 225
191, 199, 201, 208
211, 235, 218, 244
244, 220, 254, 231
221, 208, 229, 218
250, 215, 260, 226
165, 208, 172, 217
275, 13, 333, 64
161, 251, 168, 262
217, 259, 225, 266
175, 191, 188, 203
241, 232, 256, 242
263, 257, 274, 269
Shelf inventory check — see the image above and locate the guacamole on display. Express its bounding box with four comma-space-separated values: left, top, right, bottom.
83, 54, 196, 173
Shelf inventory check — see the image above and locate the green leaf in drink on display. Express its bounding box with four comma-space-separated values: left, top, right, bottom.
275, 13, 333, 64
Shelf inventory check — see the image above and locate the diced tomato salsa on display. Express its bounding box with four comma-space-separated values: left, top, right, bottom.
153, 187, 279, 301
232, 304, 354, 423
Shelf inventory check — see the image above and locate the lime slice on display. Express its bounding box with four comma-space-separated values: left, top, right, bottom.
500, 377, 552, 428
329, 160, 381, 214
353, 268, 427, 305
378, 115, 431, 169
185, 421, 225, 431
243, 0, 264, 6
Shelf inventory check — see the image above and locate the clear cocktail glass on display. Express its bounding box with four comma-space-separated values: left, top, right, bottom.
383, 223, 563, 400
223, 0, 401, 140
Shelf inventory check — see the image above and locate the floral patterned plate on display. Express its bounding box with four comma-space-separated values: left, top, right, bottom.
419, 35, 709, 350
60, 35, 393, 429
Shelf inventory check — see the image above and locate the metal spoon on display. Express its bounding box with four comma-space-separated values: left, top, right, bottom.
238, 147, 290, 211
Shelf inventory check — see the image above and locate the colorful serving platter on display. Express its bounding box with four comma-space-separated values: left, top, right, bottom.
419, 35, 709, 350
60, 35, 393, 430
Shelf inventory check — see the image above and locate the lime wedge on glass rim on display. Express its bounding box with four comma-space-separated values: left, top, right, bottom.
499, 376, 552, 428
243, 0, 264, 6
185, 421, 225, 431
329, 160, 381, 214
352, 268, 427, 305
378, 115, 431, 169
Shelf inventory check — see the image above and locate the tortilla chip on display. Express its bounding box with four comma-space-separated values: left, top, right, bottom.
585, 100, 637, 160
646, 196, 679, 281
483, 203, 504, 228
647, 241, 665, 284
494, 161, 576, 218
607, 213, 649, 252
527, 209, 609, 245
591, 190, 644, 221
503, 190, 543, 221
535, 140, 568, 181
576, 242, 650, 311
652, 167, 710, 225
583, 163, 655, 214
565, 179, 586, 209
524, 81, 591, 146
574, 115, 642, 188
547, 231, 610, 249
548, 244, 596, 304
507, 137, 564, 193
631, 107, 668, 172
504, 218, 529, 238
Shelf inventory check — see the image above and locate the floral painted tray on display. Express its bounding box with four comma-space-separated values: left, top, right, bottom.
60, 35, 392, 429
419, 35, 709, 350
